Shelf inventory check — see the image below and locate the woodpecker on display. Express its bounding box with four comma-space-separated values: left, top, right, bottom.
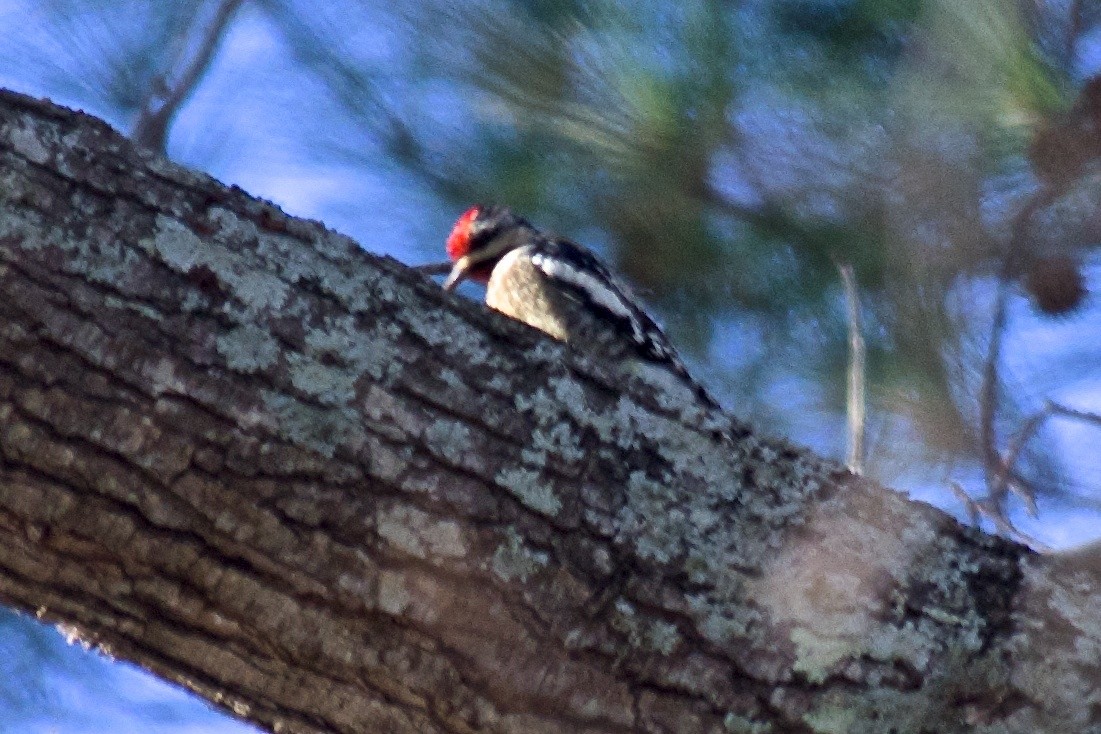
430, 205, 718, 409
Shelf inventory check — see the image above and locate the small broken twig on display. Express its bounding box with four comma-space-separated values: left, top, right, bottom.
838, 262, 866, 475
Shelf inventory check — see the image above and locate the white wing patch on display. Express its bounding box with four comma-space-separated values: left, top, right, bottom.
529, 249, 685, 366
528, 242, 717, 408
531, 252, 646, 343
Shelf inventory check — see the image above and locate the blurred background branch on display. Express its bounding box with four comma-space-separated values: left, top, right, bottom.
838, 261, 866, 475
132, 0, 244, 152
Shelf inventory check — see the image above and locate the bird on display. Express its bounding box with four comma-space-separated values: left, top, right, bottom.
426, 204, 718, 409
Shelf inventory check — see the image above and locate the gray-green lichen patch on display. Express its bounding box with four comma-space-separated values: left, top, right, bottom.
423, 418, 471, 465
514, 388, 552, 418
630, 360, 699, 413
217, 324, 280, 373
262, 390, 362, 458
404, 310, 458, 347
688, 589, 759, 647
304, 317, 402, 385
406, 309, 494, 365
486, 374, 512, 393
223, 207, 376, 306
146, 215, 205, 271
526, 341, 560, 363
529, 422, 584, 464
791, 627, 858, 684
143, 214, 288, 313
230, 270, 290, 313
86, 244, 145, 289
104, 294, 163, 323
618, 471, 680, 564
365, 441, 412, 483
301, 319, 356, 358
610, 599, 680, 655
287, 354, 358, 406
514, 378, 627, 449
145, 357, 187, 396
519, 448, 548, 469
0, 209, 70, 253
376, 504, 466, 560
864, 623, 936, 673
347, 267, 401, 309
802, 704, 857, 734
661, 430, 735, 488
644, 619, 680, 655
352, 331, 403, 383
491, 527, 549, 582
496, 466, 561, 516
9, 118, 50, 165
377, 569, 412, 616
723, 712, 773, 733
437, 368, 466, 390
518, 369, 816, 621
794, 646, 1013, 734
551, 376, 595, 422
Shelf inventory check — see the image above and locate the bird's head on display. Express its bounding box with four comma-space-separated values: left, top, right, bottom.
443, 205, 531, 291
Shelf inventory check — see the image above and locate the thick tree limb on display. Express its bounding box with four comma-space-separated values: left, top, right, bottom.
0, 88, 1098, 733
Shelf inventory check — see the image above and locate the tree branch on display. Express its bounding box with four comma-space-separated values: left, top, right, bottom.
0, 88, 1099, 733
132, 0, 244, 153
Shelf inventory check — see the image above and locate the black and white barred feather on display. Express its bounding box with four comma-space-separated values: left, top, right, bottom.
439, 205, 718, 409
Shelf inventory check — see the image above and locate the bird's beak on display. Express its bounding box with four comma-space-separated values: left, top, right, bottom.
442, 255, 475, 291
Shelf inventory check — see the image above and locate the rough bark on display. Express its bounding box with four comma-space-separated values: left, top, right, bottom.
0, 88, 1097, 734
